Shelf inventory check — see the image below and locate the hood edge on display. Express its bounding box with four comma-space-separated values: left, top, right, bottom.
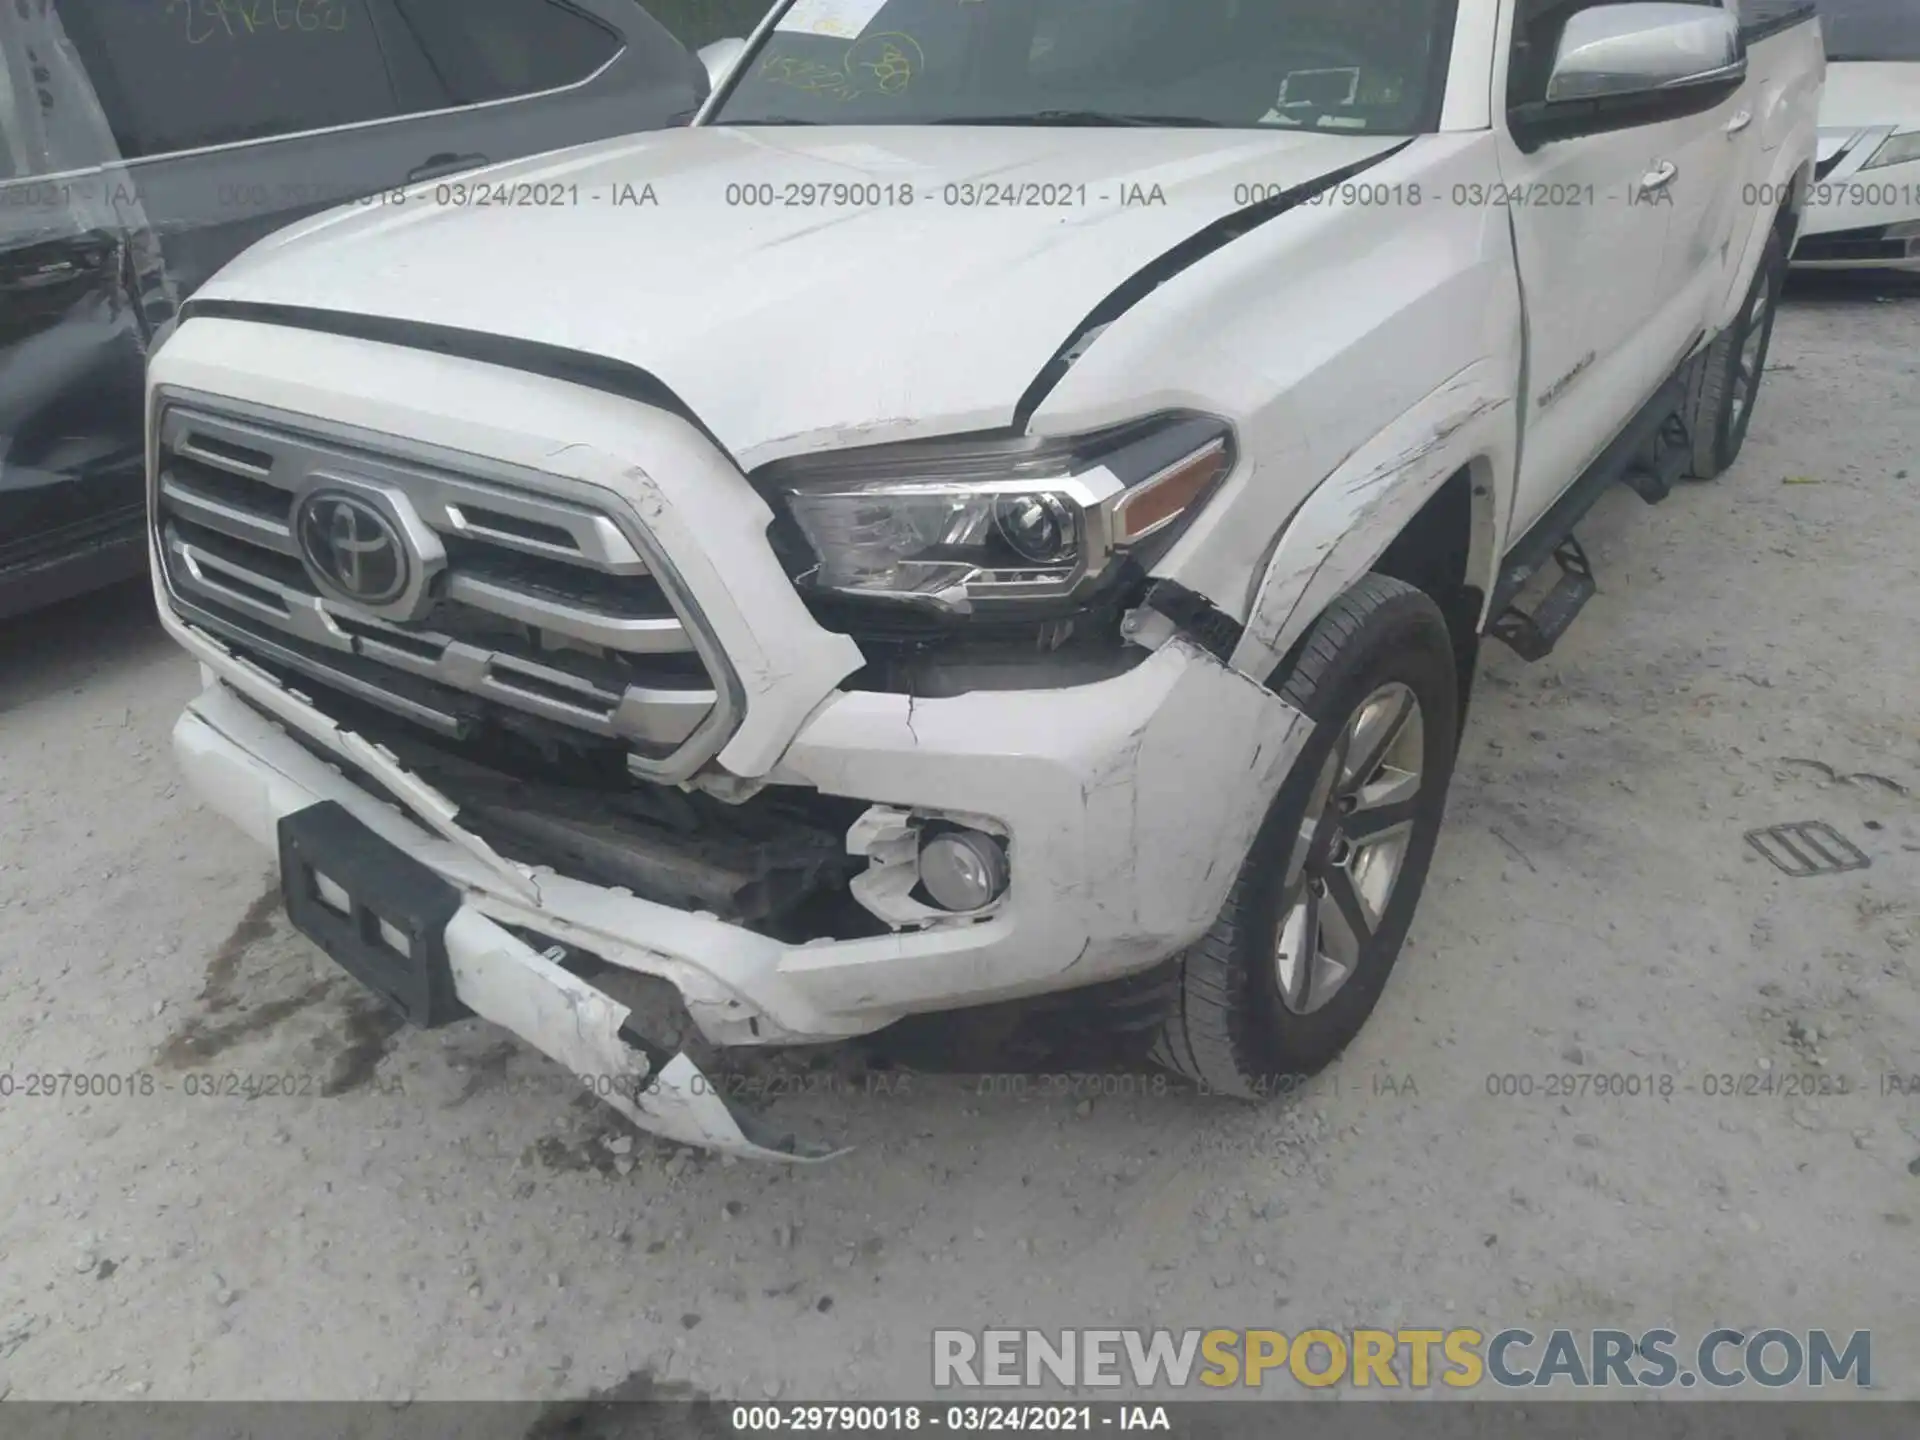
175, 295, 732, 461
1011, 137, 1414, 428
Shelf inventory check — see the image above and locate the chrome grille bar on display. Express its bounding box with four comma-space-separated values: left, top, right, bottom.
159, 472, 299, 554
152, 398, 738, 779
441, 572, 691, 653
159, 407, 652, 573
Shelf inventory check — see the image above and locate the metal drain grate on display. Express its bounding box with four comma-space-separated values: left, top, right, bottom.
1744, 821, 1871, 877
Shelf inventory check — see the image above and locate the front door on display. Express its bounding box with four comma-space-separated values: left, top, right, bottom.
1652, 1, 1756, 358
1495, 0, 1679, 538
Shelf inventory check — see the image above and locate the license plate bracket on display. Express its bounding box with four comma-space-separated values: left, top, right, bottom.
277, 801, 469, 1028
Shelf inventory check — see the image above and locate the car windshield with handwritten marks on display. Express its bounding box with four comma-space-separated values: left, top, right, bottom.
712, 0, 1455, 132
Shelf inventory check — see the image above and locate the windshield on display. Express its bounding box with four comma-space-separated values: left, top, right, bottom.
711, 0, 1459, 132
1817, 0, 1920, 61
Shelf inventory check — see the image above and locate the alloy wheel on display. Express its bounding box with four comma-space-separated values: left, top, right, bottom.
1274, 683, 1425, 1015
1729, 264, 1776, 432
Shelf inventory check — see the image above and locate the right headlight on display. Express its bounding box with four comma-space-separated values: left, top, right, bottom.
755, 412, 1235, 620
1861, 129, 1920, 171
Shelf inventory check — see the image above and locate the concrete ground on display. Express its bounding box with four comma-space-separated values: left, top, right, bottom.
1, 274, 1916, 1406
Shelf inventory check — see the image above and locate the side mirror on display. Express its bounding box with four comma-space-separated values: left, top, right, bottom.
698, 37, 748, 93
1545, 3, 1745, 103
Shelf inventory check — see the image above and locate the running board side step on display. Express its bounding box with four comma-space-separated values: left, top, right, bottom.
1487, 536, 1595, 661
1619, 414, 1693, 505
1486, 363, 1694, 662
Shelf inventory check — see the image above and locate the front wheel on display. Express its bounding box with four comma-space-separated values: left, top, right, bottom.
1683, 229, 1786, 480
1148, 574, 1460, 1098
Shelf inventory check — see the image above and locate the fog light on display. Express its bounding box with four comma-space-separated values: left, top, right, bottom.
918, 829, 1010, 912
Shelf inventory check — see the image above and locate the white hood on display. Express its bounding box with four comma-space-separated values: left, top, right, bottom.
1819, 61, 1920, 128
196, 124, 1399, 466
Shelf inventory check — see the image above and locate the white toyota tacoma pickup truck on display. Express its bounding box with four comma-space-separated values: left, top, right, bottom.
144, 0, 1824, 1159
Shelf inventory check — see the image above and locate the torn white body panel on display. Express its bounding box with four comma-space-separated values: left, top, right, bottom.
442, 912, 845, 1161
772, 637, 1313, 989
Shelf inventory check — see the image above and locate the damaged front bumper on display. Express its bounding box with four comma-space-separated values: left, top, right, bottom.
178, 680, 843, 1161
171, 626, 1312, 1158
443, 909, 846, 1161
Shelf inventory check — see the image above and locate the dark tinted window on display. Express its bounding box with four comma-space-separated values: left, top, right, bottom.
55, 0, 401, 158
386, 0, 621, 105
717, 0, 1458, 133
53, 0, 636, 159
1816, 0, 1920, 60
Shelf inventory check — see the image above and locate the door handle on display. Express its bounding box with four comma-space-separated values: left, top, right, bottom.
8, 259, 79, 290
1637, 161, 1679, 196
406, 152, 489, 184
1725, 109, 1753, 134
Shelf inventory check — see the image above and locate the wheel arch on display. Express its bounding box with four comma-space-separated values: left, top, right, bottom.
1229, 363, 1511, 708
1773, 160, 1812, 250
1717, 152, 1814, 332
1369, 463, 1495, 728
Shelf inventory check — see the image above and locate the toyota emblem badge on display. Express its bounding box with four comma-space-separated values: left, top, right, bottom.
294, 489, 410, 605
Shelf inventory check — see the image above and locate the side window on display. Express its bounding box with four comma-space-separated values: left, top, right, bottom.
0, 45, 22, 180
53, 0, 401, 159
1508, 0, 1726, 108
383, 0, 621, 105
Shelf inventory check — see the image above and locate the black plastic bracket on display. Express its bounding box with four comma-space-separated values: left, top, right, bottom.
1141, 579, 1244, 664
278, 801, 469, 1028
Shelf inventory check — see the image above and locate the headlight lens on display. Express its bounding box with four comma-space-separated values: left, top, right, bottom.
1862, 129, 1920, 171
761, 413, 1234, 616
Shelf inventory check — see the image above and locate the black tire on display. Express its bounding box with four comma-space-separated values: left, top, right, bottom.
1682, 229, 1786, 480
1148, 574, 1459, 1098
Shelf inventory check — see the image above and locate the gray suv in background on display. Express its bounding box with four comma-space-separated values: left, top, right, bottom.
0, 0, 739, 618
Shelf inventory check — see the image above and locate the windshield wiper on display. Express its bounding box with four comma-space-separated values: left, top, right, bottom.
929, 110, 1229, 128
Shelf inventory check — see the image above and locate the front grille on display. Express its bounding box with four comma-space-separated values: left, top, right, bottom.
1795, 225, 1909, 263
152, 398, 738, 781
1814, 126, 1866, 181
